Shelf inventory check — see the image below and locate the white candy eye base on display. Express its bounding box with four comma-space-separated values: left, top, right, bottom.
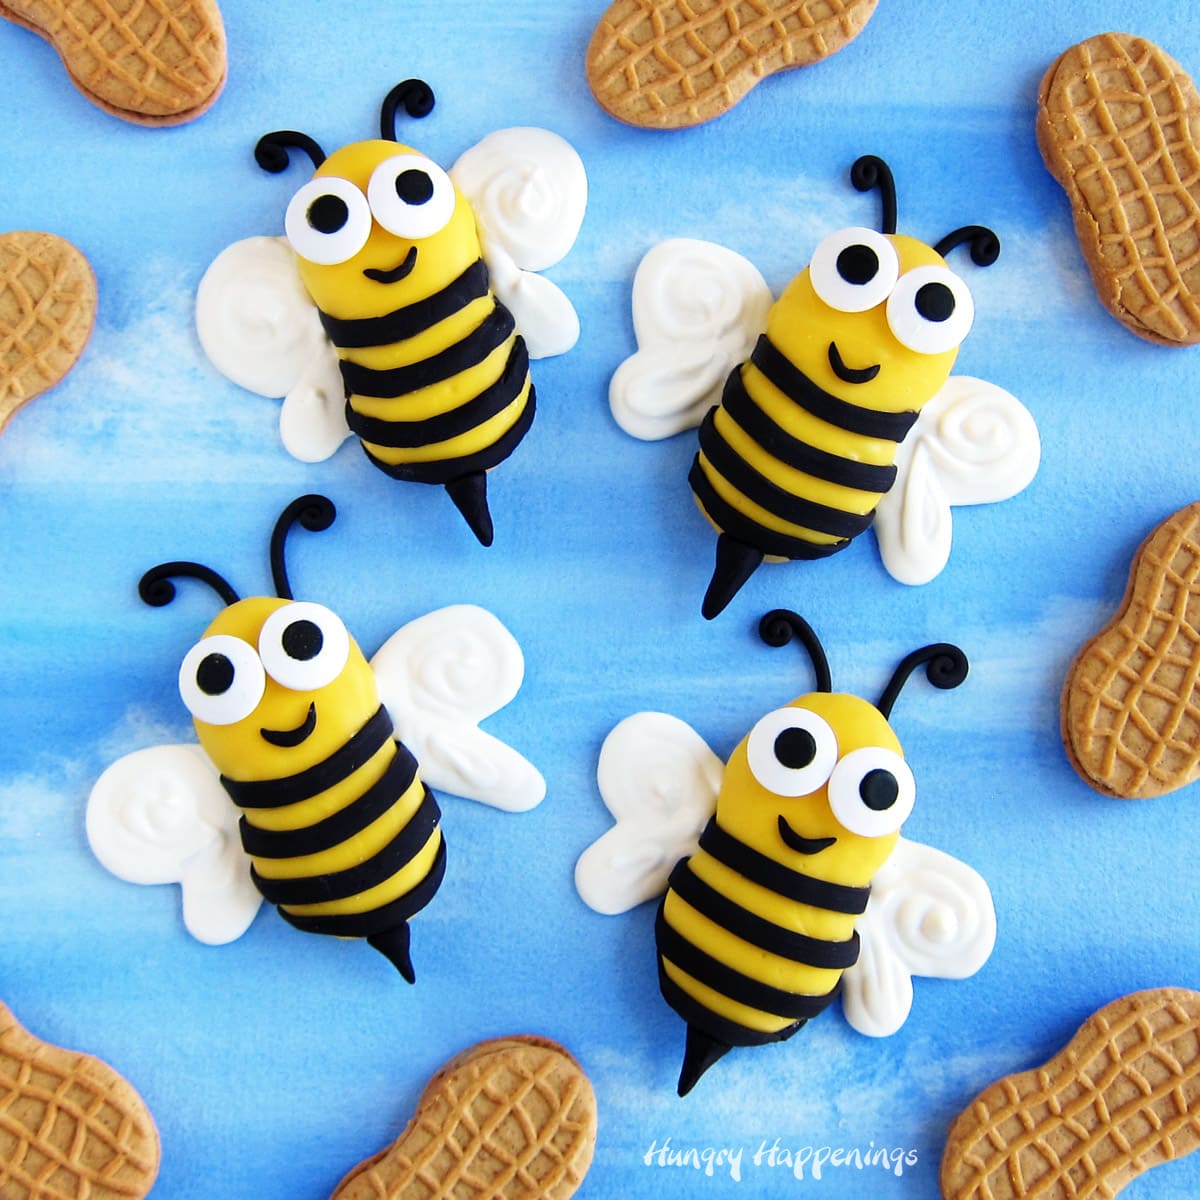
886, 265, 974, 355
828, 747, 915, 838
367, 153, 457, 240
809, 226, 900, 313
258, 601, 350, 692
179, 635, 265, 726
284, 176, 372, 265
746, 707, 839, 797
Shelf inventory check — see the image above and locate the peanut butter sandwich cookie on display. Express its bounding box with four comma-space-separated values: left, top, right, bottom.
942, 988, 1200, 1200
0, 0, 226, 125
1038, 32, 1200, 345
586, 0, 878, 130
329, 1037, 597, 1200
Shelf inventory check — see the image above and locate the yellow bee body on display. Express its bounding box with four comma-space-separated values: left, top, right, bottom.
141, 496, 443, 981
656, 611, 967, 1095
258, 82, 536, 546
695, 157, 998, 618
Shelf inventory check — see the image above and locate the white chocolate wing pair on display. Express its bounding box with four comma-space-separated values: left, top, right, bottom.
195, 128, 587, 461
87, 605, 545, 945
574, 711, 995, 1037
609, 238, 1039, 584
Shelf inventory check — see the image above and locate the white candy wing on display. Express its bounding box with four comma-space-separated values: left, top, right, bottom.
371, 604, 545, 813
85, 744, 261, 945
195, 236, 350, 462
450, 128, 587, 360
874, 377, 1040, 585
610, 239, 773, 441
842, 837, 996, 1037
575, 712, 722, 915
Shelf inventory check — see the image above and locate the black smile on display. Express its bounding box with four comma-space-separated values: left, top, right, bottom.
363, 246, 417, 284
827, 341, 880, 385
260, 703, 317, 748
777, 815, 836, 856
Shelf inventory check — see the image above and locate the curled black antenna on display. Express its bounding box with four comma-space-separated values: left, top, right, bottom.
850, 155, 897, 236
380, 79, 436, 141
254, 130, 327, 174
139, 562, 240, 610
758, 609, 832, 694
933, 224, 1000, 267
877, 643, 968, 719
270, 494, 337, 600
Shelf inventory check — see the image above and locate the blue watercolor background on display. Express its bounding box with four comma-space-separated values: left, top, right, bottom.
2, 2, 1199, 1196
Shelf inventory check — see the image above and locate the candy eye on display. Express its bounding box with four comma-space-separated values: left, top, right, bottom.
886, 265, 974, 355
367, 153, 456, 240
179, 634, 265, 726
284, 176, 372, 265
827, 747, 915, 837
257, 602, 350, 692
809, 226, 900, 313
746, 707, 839, 797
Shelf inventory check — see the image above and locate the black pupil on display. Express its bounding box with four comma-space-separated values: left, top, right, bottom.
860, 768, 899, 811
396, 169, 434, 206
196, 653, 235, 696
915, 281, 955, 323
775, 727, 817, 770
308, 193, 349, 234
282, 619, 323, 662
836, 243, 878, 286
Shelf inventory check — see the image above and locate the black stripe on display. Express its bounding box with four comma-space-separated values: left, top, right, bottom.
340, 304, 515, 399
237, 742, 420, 859
697, 408, 875, 540
319, 260, 490, 349
346, 337, 529, 449
363, 387, 535, 485
251, 786, 440, 906
667, 859, 860, 970
221, 706, 394, 810
751, 337, 918, 442
720, 367, 897, 494
688, 460, 849, 560
276, 837, 447, 938
657, 958, 812, 1048
656, 906, 840, 1022
699, 820, 870, 915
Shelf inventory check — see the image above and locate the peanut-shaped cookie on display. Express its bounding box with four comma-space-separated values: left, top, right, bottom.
1062, 500, 1200, 799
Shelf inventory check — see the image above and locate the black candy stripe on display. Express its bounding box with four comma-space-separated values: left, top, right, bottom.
750, 337, 918, 443
221, 706, 394, 810
251, 787, 441, 907
698, 820, 870, 915
238, 741, 420, 859
276, 837, 447, 937
340, 304, 515, 399
697, 407, 874, 540
688, 457, 849, 561
655, 906, 839, 1022
363, 388, 535, 485
667, 859, 860, 971
720, 367, 897, 494
346, 337, 529, 449
319, 260, 490, 349
657, 959, 813, 1049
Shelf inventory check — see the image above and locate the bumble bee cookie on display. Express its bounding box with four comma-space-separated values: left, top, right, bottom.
0, 0, 226, 125
941, 988, 1200, 1200
328, 1037, 596, 1200
1063, 500, 1200, 799
586, 0, 878, 129
1038, 32, 1200, 345
0, 230, 95, 431
0, 1000, 160, 1199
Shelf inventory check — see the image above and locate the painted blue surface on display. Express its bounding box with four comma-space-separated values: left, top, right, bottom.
1, 3, 1198, 1196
